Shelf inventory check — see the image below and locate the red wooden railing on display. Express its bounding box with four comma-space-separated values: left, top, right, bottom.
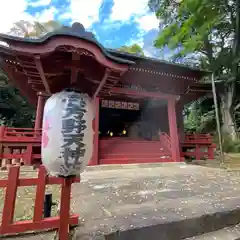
0, 148, 41, 170
0, 126, 217, 167
0, 127, 80, 238
159, 132, 216, 161
184, 134, 213, 144
0, 126, 41, 143
0, 165, 80, 239
182, 134, 216, 160
159, 132, 171, 152
0, 126, 42, 169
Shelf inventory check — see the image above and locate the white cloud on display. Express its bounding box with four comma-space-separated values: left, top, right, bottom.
0, 0, 57, 34
0, 0, 34, 33
143, 49, 153, 57
127, 36, 144, 48
35, 6, 58, 22
110, 0, 159, 33
29, 0, 52, 7
60, 0, 104, 29
111, 0, 149, 21
136, 14, 159, 31
99, 20, 123, 30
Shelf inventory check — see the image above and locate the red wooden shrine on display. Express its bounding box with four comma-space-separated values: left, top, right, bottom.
0, 22, 215, 167
0, 22, 216, 237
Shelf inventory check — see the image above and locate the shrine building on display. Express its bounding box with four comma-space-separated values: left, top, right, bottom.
0, 23, 215, 166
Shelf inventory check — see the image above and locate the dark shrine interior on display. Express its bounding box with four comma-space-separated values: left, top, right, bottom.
99, 107, 143, 138
99, 99, 169, 139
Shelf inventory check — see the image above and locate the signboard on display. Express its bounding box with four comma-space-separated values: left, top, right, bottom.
101, 100, 140, 110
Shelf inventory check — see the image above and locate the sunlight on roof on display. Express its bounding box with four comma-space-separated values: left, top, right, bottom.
0, 41, 9, 48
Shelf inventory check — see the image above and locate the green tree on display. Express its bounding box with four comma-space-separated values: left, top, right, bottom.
118, 44, 145, 56
0, 69, 35, 127
184, 98, 216, 133
149, 0, 240, 140
9, 20, 62, 38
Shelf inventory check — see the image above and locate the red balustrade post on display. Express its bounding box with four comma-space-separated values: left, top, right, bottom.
195, 144, 201, 160
0, 126, 5, 164
25, 144, 33, 165
5, 148, 12, 170
13, 149, 21, 166
34, 92, 45, 130
0, 126, 5, 141
167, 98, 181, 162
208, 146, 215, 159
1, 166, 19, 230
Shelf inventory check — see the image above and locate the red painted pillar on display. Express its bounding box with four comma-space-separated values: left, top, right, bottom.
34, 92, 45, 130
168, 98, 181, 162
90, 97, 100, 166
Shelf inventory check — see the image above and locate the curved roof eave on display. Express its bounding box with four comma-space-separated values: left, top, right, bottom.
0, 22, 210, 78
0, 23, 135, 66
107, 49, 211, 77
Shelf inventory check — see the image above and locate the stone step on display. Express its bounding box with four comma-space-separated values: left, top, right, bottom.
185, 224, 240, 240
86, 162, 186, 171
99, 157, 173, 165
99, 153, 171, 159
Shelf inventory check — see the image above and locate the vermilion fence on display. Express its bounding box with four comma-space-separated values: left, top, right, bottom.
0, 127, 41, 143
0, 126, 80, 239
0, 126, 217, 168
0, 148, 41, 169
182, 134, 216, 160
0, 126, 42, 169
159, 132, 216, 160
0, 165, 80, 239
184, 134, 213, 144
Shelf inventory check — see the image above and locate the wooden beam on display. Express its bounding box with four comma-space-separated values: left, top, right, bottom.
93, 68, 110, 99
39, 92, 51, 97
27, 80, 42, 84
34, 56, 51, 94
110, 87, 179, 100
71, 67, 78, 85
71, 53, 80, 85
188, 89, 212, 93
34, 92, 45, 130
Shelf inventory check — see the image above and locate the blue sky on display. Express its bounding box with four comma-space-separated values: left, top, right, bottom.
0, 0, 172, 58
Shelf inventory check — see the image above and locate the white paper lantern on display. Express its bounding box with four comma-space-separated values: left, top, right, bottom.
41, 90, 94, 177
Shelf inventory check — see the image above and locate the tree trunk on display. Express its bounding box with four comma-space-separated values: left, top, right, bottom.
220, 83, 237, 140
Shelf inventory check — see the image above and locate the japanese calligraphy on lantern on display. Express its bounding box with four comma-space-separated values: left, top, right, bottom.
60, 93, 87, 172
101, 100, 139, 110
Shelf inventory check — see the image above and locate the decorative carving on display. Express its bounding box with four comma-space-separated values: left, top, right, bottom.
101, 99, 140, 110
117, 83, 146, 91
56, 45, 95, 57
